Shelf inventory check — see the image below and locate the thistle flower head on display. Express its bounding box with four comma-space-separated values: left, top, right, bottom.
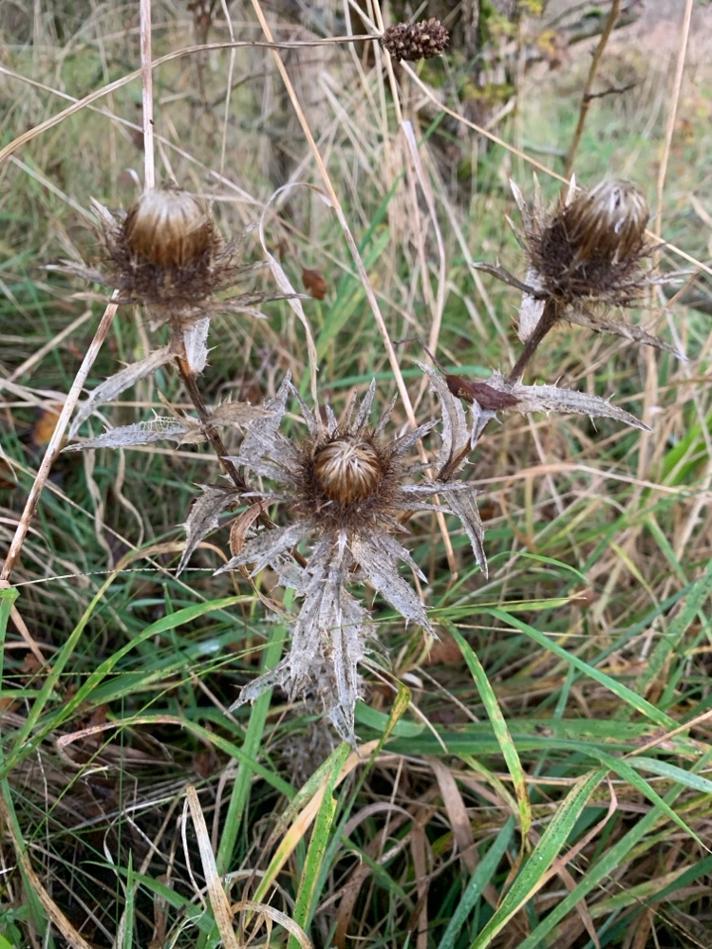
98, 187, 232, 314
381, 18, 450, 61
60, 187, 262, 337
209, 377, 486, 742
523, 177, 652, 307
123, 188, 216, 268
310, 435, 385, 505
565, 179, 649, 266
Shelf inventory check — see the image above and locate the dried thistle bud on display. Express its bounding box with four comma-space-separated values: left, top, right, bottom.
71, 187, 260, 325
124, 189, 214, 267
564, 179, 649, 266
381, 18, 450, 61
524, 177, 653, 307
312, 436, 385, 505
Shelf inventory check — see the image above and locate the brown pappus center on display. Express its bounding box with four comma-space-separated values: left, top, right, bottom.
123, 190, 214, 268
312, 436, 384, 505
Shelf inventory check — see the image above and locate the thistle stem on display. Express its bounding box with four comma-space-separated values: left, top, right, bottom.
174, 355, 249, 494
438, 297, 560, 483
506, 297, 559, 384
174, 354, 307, 566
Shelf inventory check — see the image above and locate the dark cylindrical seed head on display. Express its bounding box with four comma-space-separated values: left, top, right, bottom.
564, 179, 649, 265
381, 18, 450, 62
312, 436, 384, 505
124, 189, 214, 267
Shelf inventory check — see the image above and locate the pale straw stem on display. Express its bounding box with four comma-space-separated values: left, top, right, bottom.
1, 294, 120, 582
140, 0, 155, 189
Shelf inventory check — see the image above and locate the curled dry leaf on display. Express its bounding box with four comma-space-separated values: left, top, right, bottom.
302, 267, 328, 300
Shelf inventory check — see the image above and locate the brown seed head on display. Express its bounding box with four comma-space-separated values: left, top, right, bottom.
124, 189, 214, 268
528, 178, 652, 304
564, 179, 649, 266
312, 435, 385, 505
381, 18, 450, 62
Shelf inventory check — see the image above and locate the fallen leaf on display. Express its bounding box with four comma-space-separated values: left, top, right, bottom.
302, 267, 328, 300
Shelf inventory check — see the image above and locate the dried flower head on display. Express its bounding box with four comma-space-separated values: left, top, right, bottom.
123, 189, 215, 268
198, 377, 485, 742
381, 18, 450, 61
494, 177, 684, 356
92, 188, 245, 319
56, 186, 280, 421
565, 179, 649, 267
525, 177, 651, 306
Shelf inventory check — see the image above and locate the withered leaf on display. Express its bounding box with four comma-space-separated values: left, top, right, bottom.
64, 417, 205, 450
446, 375, 520, 411
302, 267, 328, 300
485, 371, 650, 431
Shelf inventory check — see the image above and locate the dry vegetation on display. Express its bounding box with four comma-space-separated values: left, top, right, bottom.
0, 1, 711, 947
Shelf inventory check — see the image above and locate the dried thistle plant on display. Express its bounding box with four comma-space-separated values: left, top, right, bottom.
74, 188, 256, 326
60, 187, 279, 436
178, 376, 485, 742
381, 18, 450, 62
477, 177, 683, 383
521, 178, 651, 310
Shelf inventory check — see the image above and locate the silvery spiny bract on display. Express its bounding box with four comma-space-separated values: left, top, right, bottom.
210, 376, 487, 742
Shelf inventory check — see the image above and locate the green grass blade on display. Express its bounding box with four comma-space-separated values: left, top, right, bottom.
637, 558, 712, 695
288, 745, 349, 948
471, 769, 605, 949
589, 750, 703, 846
216, 624, 286, 875
449, 625, 532, 839
487, 608, 676, 729
627, 755, 712, 795
2, 594, 248, 776
438, 817, 515, 949
515, 765, 703, 948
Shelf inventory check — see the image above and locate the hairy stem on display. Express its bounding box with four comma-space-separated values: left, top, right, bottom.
507, 297, 559, 384
174, 354, 250, 494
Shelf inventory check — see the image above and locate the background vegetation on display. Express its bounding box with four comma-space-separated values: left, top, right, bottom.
0, 1, 710, 946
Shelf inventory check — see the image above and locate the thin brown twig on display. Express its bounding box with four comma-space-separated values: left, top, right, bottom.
564, 0, 621, 178
1, 294, 120, 582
